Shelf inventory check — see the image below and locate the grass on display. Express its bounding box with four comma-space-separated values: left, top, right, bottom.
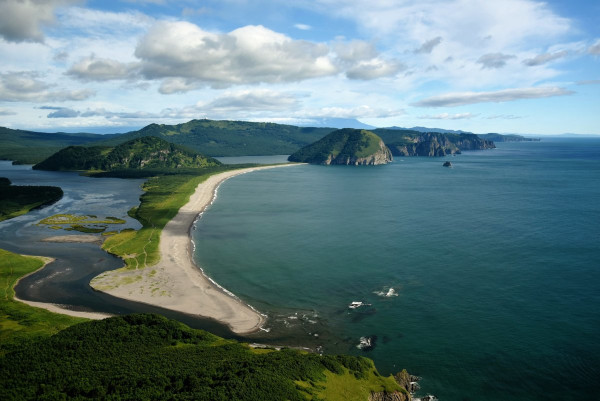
0, 248, 87, 352
101, 167, 233, 270
316, 367, 404, 401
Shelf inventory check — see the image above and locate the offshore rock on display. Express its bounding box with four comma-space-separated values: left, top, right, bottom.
443, 161, 452, 167
369, 391, 410, 401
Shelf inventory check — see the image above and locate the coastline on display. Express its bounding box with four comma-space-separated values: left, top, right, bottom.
91, 164, 300, 334
13, 255, 112, 320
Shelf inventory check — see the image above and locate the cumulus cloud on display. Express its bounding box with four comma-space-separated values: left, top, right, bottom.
67, 55, 139, 81
589, 40, 600, 55
334, 40, 404, 80
477, 53, 516, 69
197, 90, 300, 113
413, 86, 574, 107
46, 107, 80, 118
414, 37, 442, 54
0, 72, 95, 102
346, 59, 406, 80
523, 50, 568, 66
419, 112, 477, 120
0, 0, 78, 43
135, 22, 337, 91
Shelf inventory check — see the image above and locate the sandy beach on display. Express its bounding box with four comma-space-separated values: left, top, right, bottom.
91, 164, 297, 334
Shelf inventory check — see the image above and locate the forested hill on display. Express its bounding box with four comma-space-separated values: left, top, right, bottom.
33, 136, 221, 172
288, 129, 393, 165
0, 126, 106, 164
0, 314, 410, 401
94, 119, 336, 157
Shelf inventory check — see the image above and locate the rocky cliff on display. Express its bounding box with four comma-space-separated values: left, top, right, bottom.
375, 130, 495, 157
288, 128, 393, 165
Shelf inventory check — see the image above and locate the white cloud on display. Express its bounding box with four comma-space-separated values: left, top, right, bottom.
413, 86, 573, 107
294, 24, 312, 31
0, 71, 95, 102
67, 55, 139, 81
523, 50, 569, 66
135, 21, 338, 90
0, 0, 78, 43
486, 114, 523, 120
477, 53, 516, 69
346, 59, 406, 80
419, 112, 477, 120
196, 90, 299, 113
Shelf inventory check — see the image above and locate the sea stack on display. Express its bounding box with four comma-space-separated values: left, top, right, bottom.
288, 128, 393, 165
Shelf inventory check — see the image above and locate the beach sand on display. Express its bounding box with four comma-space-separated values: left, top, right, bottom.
91, 165, 297, 334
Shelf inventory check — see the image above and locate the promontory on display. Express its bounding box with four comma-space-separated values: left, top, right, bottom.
288, 128, 393, 165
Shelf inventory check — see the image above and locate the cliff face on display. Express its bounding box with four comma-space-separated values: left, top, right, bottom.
375, 130, 495, 157
288, 129, 393, 165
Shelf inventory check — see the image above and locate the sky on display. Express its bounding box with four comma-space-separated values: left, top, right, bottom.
0, 0, 598, 135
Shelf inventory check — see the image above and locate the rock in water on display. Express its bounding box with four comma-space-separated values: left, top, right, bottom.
443, 161, 452, 167
288, 129, 393, 165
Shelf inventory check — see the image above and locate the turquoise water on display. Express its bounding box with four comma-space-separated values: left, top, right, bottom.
194, 139, 600, 400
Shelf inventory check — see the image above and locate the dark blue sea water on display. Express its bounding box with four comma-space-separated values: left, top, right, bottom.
194, 139, 600, 400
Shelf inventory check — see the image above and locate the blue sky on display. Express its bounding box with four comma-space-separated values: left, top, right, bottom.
0, 0, 598, 134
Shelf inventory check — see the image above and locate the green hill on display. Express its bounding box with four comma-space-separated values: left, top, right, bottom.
0, 127, 107, 164
94, 119, 336, 157
0, 314, 409, 401
33, 136, 221, 172
288, 129, 393, 165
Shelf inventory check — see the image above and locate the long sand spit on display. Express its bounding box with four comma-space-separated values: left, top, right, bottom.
91, 165, 298, 334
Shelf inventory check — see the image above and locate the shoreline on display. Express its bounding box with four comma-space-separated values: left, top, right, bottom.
91, 164, 300, 334
13, 255, 113, 320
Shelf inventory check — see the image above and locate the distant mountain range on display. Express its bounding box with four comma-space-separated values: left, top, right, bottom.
2, 119, 577, 165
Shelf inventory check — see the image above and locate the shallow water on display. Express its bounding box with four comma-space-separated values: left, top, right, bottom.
194, 139, 600, 400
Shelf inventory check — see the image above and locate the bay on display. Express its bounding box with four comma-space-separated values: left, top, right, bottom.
194, 139, 600, 400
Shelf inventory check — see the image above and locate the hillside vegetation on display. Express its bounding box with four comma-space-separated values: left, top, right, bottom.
94, 119, 335, 157
0, 178, 63, 222
0, 127, 105, 164
0, 314, 407, 401
288, 129, 393, 165
33, 136, 221, 172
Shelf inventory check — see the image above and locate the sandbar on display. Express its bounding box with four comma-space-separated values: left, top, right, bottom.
41, 235, 103, 244
91, 164, 298, 334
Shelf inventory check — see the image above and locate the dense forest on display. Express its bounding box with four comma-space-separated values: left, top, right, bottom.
0, 314, 406, 401
0, 127, 106, 165
0, 178, 63, 222
374, 129, 495, 156
288, 129, 392, 165
93, 119, 336, 157
33, 136, 221, 172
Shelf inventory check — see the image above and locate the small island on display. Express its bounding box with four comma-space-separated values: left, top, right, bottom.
288, 128, 393, 165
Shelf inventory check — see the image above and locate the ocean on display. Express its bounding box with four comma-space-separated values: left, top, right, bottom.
195, 139, 600, 400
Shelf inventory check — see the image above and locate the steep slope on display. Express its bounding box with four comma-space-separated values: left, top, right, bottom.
94, 119, 335, 156
288, 129, 393, 165
375, 129, 495, 156
33, 136, 220, 171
